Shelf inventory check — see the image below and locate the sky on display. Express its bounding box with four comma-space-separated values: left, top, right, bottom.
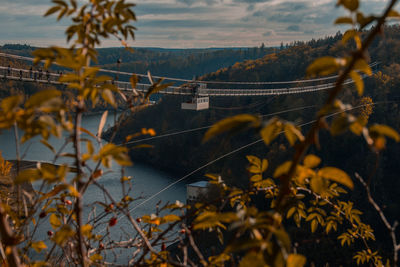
0, 0, 396, 48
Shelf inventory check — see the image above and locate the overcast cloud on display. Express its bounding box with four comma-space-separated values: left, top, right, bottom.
0, 0, 397, 48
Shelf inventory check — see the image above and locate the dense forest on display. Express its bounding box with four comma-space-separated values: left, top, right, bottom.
104, 25, 400, 266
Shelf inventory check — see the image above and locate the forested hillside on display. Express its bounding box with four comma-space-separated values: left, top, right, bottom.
0, 44, 275, 80
107, 25, 400, 265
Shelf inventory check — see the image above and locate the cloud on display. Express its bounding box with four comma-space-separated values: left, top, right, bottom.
176, 0, 218, 6
286, 25, 301, 32
0, 0, 396, 48
263, 30, 276, 37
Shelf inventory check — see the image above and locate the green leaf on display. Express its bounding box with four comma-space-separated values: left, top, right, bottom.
318, 167, 354, 189
287, 254, 306, 267
203, 114, 260, 143
303, 154, 321, 169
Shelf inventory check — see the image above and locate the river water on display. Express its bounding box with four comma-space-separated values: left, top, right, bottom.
0, 112, 186, 262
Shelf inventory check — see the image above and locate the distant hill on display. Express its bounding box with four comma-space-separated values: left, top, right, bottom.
0, 44, 277, 80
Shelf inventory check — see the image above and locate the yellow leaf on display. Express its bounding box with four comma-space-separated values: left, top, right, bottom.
246, 155, 261, 168
310, 176, 327, 194
203, 114, 260, 143
260, 117, 283, 145
49, 213, 62, 229
15, 169, 41, 184
250, 174, 262, 182
307, 57, 345, 77
90, 254, 103, 262
284, 123, 304, 146
303, 154, 321, 169
25, 89, 61, 109
354, 59, 372, 76
247, 165, 260, 174
350, 71, 364, 96
162, 214, 181, 223
273, 161, 292, 178
102, 89, 116, 107
369, 124, 400, 142
335, 16, 354, 24
338, 0, 359, 12
388, 10, 400, 17
1, 95, 23, 113
311, 219, 318, 233
53, 225, 75, 245
239, 252, 266, 267
318, 167, 354, 189
342, 30, 361, 49
97, 110, 108, 142
287, 254, 306, 267
32, 241, 47, 253
81, 224, 93, 238
261, 159, 268, 172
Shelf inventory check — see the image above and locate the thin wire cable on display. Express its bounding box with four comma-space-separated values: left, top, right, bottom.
210, 100, 266, 110
123, 100, 390, 216
122, 105, 317, 145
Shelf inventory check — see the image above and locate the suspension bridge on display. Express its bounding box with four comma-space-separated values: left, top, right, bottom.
0, 52, 378, 98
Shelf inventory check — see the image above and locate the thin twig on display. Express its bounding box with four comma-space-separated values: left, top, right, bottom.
355, 173, 399, 266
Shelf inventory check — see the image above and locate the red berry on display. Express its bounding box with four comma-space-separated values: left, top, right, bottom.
47, 231, 53, 237
109, 217, 117, 227
99, 243, 105, 250
39, 211, 46, 218
179, 229, 186, 234
136, 218, 142, 223
64, 200, 72, 205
